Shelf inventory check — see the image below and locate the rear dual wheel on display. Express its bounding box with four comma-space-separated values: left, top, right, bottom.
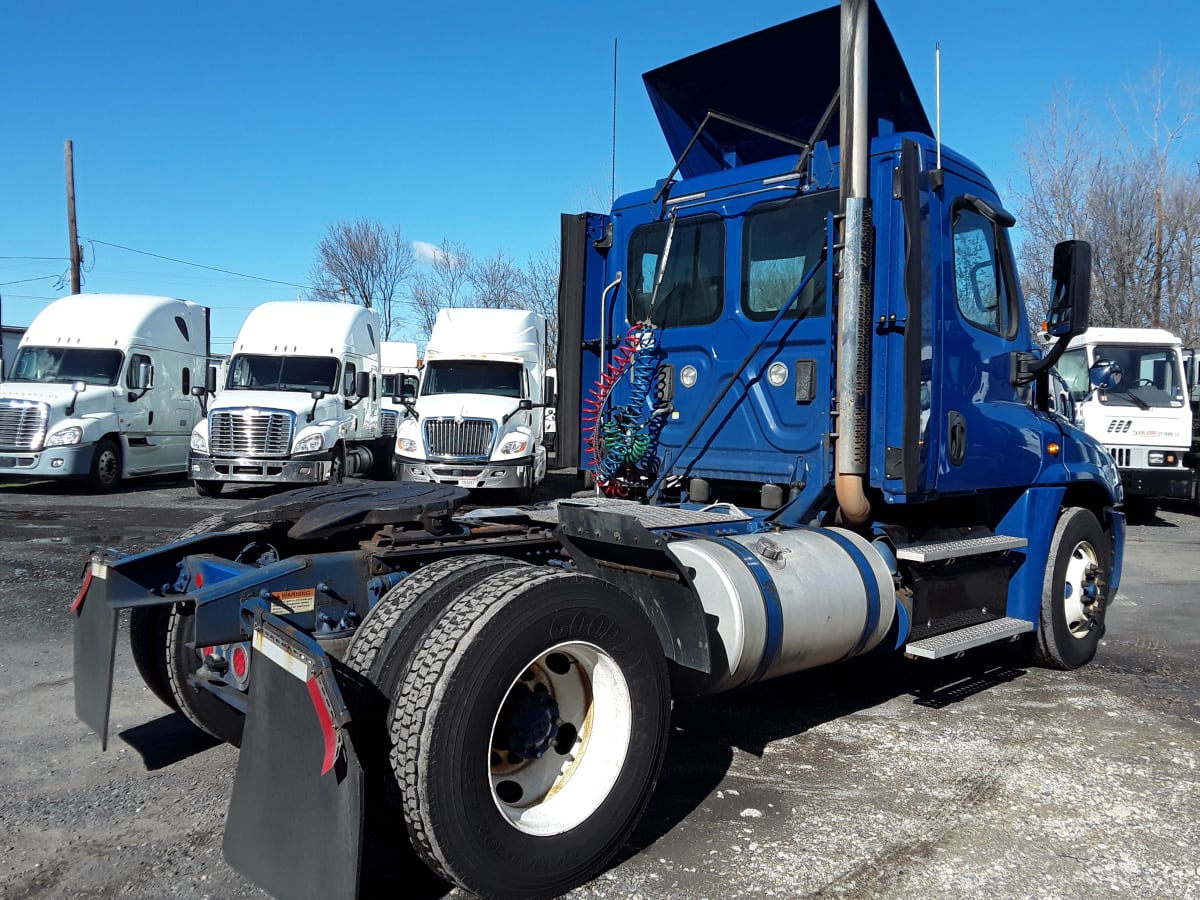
390, 568, 670, 900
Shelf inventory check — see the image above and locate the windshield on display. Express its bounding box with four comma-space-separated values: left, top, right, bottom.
8, 346, 124, 386
1091, 345, 1185, 409
421, 361, 523, 398
225, 354, 340, 393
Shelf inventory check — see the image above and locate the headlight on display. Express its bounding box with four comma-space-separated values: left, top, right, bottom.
397, 437, 417, 453
190, 432, 207, 453
296, 434, 324, 453
499, 438, 528, 454
45, 426, 83, 448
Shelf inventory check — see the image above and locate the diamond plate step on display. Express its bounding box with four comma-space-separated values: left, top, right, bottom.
895, 534, 1027, 563
904, 617, 1034, 659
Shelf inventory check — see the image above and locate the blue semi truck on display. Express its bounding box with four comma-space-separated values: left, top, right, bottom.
73, 2, 1125, 898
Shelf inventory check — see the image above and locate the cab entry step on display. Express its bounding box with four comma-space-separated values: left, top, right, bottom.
895, 534, 1027, 563
904, 617, 1034, 659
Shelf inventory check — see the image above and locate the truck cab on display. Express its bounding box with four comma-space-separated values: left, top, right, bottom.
1057, 327, 1192, 517
394, 308, 549, 492
0, 294, 209, 491
188, 301, 389, 496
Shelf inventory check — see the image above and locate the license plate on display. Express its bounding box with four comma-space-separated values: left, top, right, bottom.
457, 478, 479, 488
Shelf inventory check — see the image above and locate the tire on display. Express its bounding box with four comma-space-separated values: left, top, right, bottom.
343, 555, 529, 802
166, 602, 245, 746
129, 605, 179, 713
390, 568, 670, 899
345, 554, 529, 689
328, 444, 346, 486
88, 437, 121, 492
1029, 507, 1111, 670
194, 479, 224, 498
128, 516, 266, 713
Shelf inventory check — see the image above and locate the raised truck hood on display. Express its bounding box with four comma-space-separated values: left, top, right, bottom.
643, 0, 930, 179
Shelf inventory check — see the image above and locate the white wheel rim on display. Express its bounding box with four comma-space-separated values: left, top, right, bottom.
488, 640, 632, 836
1062, 539, 1100, 639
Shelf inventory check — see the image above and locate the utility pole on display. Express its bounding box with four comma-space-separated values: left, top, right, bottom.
65, 140, 81, 294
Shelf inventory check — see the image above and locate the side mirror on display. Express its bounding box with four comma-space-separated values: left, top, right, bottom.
1090, 359, 1124, 392
205, 365, 218, 394
1045, 240, 1092, 339
190, 385, 206, 398
1012, 240, 1093, 386
517, 399, 534, 411
67, 380, 86, 416
133, 362, 153, 391
355, 371, 372, 399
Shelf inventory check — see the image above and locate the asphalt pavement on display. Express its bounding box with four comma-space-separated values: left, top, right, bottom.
0, 477, 1196, 899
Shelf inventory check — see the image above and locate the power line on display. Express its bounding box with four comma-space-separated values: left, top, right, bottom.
0, 274, 63, 287
84, 238, 311, 290
0, 255, 70, 261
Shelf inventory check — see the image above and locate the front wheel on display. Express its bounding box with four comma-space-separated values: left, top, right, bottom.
194, 479, 224, 498
88, 437, 121, 492
328, 444, 345, 486
1029, 507, 1112, 670
390, 569, 670, 900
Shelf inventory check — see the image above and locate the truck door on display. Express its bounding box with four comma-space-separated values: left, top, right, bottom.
931, 183, 1043, 494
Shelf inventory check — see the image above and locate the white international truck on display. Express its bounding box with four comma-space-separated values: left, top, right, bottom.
188, 300, 390, 496
0, 293, 209, 491
1057, 326, 1192, 518
394, 307, 549, 492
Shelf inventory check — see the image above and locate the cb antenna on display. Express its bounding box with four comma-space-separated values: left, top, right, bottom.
611, 37, 618, 207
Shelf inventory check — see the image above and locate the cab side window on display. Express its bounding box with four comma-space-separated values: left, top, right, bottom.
952, 207, 1016, 337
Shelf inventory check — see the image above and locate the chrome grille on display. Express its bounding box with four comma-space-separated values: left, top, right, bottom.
424, 417, 495, 459
0, 400, 48, 451
210, 409, 294, 457
380, 409, 398, 437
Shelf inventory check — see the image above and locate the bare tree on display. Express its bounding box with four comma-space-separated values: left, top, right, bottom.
407, 239, 473, 339
468, 250, 524, 309
1015, 67, 1200, 344
522, 244, 560, 361
309, 219, 416, 340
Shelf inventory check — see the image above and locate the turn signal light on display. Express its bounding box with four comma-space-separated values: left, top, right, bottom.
1047, 442, 1061, 456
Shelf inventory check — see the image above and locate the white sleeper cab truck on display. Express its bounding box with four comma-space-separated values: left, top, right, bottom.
1058, 327, 1192, 519
189, 300, 390, 496
0, 293, 209, 491
395, 307, 549, 492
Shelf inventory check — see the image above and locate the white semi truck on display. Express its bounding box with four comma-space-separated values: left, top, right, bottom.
394, 307, 549, 492
0, 293, 209, 491
1057, 327, 1192, 518
188, 300, 390, 496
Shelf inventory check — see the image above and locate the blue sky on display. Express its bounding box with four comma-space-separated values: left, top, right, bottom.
2, 0, 1197, 352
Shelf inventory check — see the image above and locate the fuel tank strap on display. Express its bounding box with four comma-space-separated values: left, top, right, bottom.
709, 536, 783, 685
806, 527, 883, 659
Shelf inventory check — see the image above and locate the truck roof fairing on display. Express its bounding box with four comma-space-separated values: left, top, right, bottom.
643, 0, 931, 179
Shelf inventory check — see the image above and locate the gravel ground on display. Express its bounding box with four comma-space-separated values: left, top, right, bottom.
0, 478, 1196, 899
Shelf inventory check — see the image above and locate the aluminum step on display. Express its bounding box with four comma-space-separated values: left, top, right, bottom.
904, 617, 1034, 659
895, 534, 1027, 563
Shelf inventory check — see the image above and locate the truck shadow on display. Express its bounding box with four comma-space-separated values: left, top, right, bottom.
620, 647, 1028, 863
118, 713, 221, 769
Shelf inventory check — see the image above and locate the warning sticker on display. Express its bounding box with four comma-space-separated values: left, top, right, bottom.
270, 588, 316, 614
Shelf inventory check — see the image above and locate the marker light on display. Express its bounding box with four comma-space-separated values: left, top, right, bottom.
767, 362, 789, 387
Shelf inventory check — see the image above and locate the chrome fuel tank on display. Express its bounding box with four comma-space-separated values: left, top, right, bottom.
668, 528, 895, 694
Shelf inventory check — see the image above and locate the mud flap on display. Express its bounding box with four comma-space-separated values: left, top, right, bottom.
73, 563, 119, 749
223, 615, 364, 900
